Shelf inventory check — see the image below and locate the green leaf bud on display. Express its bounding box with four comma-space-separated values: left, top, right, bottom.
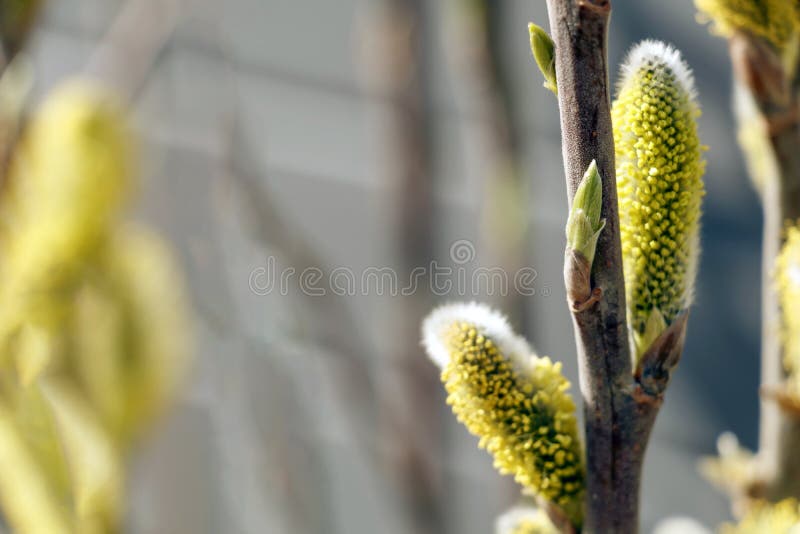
565, 160, 606, 265
528, 23, 557, 95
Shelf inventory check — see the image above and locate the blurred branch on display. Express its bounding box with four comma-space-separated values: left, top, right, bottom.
727, 32, 800, 502
445, 0, 528, 325
84, 0, 182, 101
360, 2, 444, 533
0, 0, 42, 186
0, 0, 43, 69
220, 124, 383, 533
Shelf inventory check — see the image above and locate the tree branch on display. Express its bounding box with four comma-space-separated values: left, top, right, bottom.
544, 2, 686, 531
727, 32, 800, 502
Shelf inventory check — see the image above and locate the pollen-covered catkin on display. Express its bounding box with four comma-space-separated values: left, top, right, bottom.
422, 304, 584, 525
612, 41, 705, 359
695, 0, 800, 50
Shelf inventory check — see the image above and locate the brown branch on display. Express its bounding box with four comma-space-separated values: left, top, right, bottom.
544, 2, 685, 531
728, 33, 800, 502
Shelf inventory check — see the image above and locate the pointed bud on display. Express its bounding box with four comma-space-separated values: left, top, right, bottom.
496, 507, 558, 534
633, 308, 668, 366
528, 23, 557, 95
612, 41, 705, 360
565, 160, 606, 265
422, 303, 584, 526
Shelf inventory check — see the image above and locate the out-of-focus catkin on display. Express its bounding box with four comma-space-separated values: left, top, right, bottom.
0, 80, 132, 380
612, 41, 705, 360
720, 498, 800, 533
776, 224, 800, 398
422, 303, 584, 526
695, 0, 800, 51
0, 79, 189, 534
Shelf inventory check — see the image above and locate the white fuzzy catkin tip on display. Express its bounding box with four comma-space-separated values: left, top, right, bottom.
652, 517, 712, 534
619, 39, 696, 101
495, 507, 543, 534
422, 302, 532, 370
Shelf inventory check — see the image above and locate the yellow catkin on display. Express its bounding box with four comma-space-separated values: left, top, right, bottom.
71, 225, 190, 444
720, 498, 800, 533
776, 224, 800, 396
612, 41, 706, 359
423, 303, 584, 525
0, 79, 132, 379
695, 0, 800, 50
0, 79, 189, 534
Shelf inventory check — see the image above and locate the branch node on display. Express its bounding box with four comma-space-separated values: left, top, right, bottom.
571, 286, 603, 313
634, 312, 690, 397
765, 106, 800, 137
631, 383, 663, 407
760, 386, 800, 419
578, 0, 610, 15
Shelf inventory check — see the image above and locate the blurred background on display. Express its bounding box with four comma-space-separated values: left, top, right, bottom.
22, 0, 763, 532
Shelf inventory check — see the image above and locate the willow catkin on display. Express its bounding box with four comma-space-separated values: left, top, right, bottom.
612, 41, 705, 360
422, 303, 584, 525
0, 78, 189, 534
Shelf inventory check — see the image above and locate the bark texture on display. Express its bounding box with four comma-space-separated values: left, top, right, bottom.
544, 2, 687, 531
